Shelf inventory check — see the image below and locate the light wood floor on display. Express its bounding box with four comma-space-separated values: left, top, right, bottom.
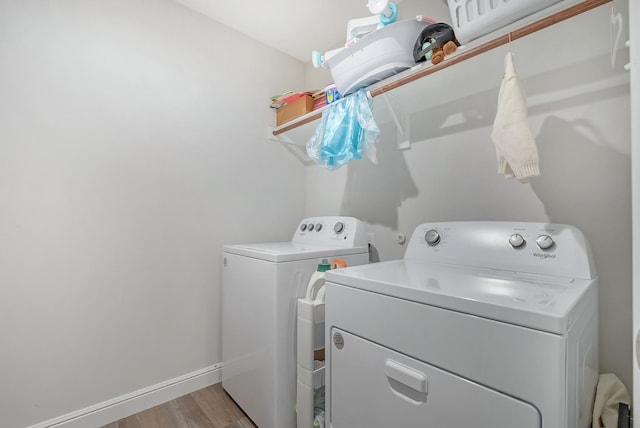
101, 383, 257, 428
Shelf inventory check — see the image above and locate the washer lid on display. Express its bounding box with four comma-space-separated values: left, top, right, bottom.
325, 259, 597, 334
223, 242, 368, 262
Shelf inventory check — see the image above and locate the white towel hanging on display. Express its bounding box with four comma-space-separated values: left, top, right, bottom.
490, 51, 540, 183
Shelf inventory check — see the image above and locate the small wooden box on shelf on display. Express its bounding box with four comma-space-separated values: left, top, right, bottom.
276, 95, 314, 126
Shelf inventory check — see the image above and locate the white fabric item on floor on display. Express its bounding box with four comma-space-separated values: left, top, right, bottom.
491, 52, 540, 183
592, 373, 630, 428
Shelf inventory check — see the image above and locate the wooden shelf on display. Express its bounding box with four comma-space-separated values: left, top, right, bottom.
271, 0, 612, 143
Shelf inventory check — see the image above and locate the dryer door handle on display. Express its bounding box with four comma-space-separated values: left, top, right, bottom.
385, 359, 428, 393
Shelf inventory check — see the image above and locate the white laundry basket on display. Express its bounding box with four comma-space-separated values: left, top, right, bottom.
446, 0, 564, 44
324, 18, 430, 96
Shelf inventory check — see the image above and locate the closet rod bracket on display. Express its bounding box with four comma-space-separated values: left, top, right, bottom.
379, 93, 411, 150
267, 127, 314, 165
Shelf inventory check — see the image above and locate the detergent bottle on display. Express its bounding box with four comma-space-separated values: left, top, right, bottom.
306, 258, 331, 300
305, 258, 347, 303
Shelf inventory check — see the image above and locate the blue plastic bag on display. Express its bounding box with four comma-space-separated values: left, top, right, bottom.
306, 89, 380, 170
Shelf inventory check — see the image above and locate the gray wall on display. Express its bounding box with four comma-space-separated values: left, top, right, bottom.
305, 4, 633, 390
0, 1, 305, 426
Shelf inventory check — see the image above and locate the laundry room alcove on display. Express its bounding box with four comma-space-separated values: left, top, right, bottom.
268, 0, 613, 160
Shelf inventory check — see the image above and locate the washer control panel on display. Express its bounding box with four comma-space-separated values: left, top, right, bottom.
293, 216, 368, 248
536, 234, 555, 250
424, 229, 441, 246
508, 233, 526, 248
405, 221, 595, 279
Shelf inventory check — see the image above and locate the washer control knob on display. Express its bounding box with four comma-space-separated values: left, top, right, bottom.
425, 229, 441, 246
334, 222, 345, 234
315, 223, 323, 232
308, 224, 315, 231
509, 234, 525, 248
536, 234, 555, 250
300, 224, 307, 232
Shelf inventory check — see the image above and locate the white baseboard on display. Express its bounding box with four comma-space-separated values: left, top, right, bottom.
29, 364, 223, 428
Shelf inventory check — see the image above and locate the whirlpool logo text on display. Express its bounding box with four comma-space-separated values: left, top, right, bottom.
534, 252, 556, 259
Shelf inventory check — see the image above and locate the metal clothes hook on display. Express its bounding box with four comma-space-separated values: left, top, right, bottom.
610, 4, 624, 68
508, 32, 512, 53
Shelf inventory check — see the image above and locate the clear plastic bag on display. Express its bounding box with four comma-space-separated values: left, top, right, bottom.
306, 89, 380, 170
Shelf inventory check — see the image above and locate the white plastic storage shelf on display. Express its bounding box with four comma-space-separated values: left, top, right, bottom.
297, 285, 327, 428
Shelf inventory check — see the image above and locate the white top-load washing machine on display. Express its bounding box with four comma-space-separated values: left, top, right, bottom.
324, 221, 598, 428
222, 216, 369, 428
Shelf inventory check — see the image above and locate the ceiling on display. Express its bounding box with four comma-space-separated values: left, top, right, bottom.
175, 0, 451, 63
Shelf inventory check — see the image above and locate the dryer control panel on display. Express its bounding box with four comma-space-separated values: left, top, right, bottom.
293, 216, 368, 248
404, 221, 596, 280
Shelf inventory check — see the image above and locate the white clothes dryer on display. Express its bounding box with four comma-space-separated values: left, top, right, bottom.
325, 221, 598, 428
222, 216, 369, 428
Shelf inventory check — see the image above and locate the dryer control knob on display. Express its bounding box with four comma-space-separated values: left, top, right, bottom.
315, 223, 323, 232
308, 224, 315, 231
300, 224, 307, 232
536, 234, 555, 250
425, 229, 441, 246
334, 222, 345, 234
509, 234, 525, 248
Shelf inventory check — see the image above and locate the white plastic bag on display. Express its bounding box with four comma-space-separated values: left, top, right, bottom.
306, 89, 380, 170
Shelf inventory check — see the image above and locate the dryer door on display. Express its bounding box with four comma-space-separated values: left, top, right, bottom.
329, 328, 541, 428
